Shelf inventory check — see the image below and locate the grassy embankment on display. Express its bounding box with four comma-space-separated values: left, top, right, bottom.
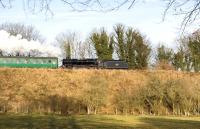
0, 68, 200, 115
0, 114, 200, 129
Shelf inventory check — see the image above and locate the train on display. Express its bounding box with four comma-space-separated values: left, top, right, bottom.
0, 56, 128, 69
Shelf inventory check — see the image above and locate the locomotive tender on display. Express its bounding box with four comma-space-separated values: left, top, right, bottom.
0, 56, 128, 69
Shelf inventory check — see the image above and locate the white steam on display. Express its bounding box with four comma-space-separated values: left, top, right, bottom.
0, 30, 61, 57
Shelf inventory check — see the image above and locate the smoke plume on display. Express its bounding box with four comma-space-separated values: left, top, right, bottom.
0, 30, 61, 57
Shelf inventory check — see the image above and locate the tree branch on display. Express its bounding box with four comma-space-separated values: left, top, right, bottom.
0, 0, 6, 8
163, 0, 200, 31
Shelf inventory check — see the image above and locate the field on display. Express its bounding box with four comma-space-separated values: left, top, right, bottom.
0, 114, 200, 129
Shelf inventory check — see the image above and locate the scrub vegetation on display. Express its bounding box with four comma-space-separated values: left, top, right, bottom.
0, 68, 200, 116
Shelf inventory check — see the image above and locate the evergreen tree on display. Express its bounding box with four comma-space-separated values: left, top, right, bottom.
157, 45, 173, 62
114, 24, 126, 60
188, 35, 200, 72
172, 47, 186, 71
64, 42, 71, 59
114, 24, 151, 69
174, 30, 200, 72
132, 31, 151, 69
156, 44, 174, 69
174, 37, 192, 71
126, 28, 136, 68
90, 28, 113, 60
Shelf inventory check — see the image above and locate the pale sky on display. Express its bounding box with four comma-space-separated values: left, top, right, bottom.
0, 0, 197, 48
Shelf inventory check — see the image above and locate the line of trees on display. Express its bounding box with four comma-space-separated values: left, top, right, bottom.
56, 24, 200, 72
1, 22, 200, 72
155, 30, 200, 72
56, 24, 151, 69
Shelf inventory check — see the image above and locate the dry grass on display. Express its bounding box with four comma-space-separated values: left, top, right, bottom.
0, 68, 200, 114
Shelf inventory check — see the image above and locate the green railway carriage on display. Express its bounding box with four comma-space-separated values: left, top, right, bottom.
0, 56, 58, 68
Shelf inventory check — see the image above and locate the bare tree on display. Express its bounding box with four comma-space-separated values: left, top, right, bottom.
56, 31, 84, 59
0, 23, 44, 42
2, 0, 199, 31
0, 0, 136, 12
77, 41, 95, 59
163, 0, 200, 30
83, 39, 96, 59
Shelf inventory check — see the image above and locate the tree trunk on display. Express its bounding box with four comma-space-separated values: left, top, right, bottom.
87, 106, 91, 115
141, 109, 144, 115
125, 109, 128, 116
3, 105, 7, 113
198, 98, 200, 115
78, 104, 81, 114
94, 108, 97, 115
115, 108, 118, 115
38, 104, 41, 114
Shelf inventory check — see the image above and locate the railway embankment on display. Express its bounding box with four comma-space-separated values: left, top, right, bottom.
0, 68, 200, 115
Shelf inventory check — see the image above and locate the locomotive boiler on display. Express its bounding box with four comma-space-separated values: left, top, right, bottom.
62, 59, 128, 69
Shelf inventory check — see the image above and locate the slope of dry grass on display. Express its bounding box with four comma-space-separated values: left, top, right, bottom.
0, 68, 200, 115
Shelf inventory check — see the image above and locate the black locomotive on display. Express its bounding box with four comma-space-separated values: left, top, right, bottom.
62, 59, 128, 69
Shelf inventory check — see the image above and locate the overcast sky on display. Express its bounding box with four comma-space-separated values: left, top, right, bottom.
0, 0, 197, 48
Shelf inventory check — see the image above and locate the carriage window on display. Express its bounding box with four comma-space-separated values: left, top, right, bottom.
8, 58, 12, 63
52, 60, 56, 64
3, 60, 7, 63
48, 60, 51, 63
9, 59, 12, 63
35, 59, 39, 64
6, 59, 9, 63
43, 60, 47, 64
25, 59, 28, 63
11, 59, 14, 63
41, 59, 44, 64
16, 59, 19, 64
19, 59, 24, 63
32, 59, 36, 64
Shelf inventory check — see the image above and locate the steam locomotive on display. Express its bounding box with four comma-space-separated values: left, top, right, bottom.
62, 59, 128, 69
0, 56, 128, 69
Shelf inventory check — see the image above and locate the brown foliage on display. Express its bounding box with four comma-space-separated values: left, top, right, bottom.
0, 68, 200, 115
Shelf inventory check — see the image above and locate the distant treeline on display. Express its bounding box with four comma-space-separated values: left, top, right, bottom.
0, 68, 200, 116
1, 23, 200, 72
